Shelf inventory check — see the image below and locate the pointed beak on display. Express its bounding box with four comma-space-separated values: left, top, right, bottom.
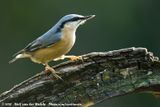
78, 15, 95, 25
82, 15, 96, 20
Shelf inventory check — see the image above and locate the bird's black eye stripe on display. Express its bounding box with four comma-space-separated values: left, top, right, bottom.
68, 17, 81, 22
65, 17, 83, 24
57, 17, 83, 32
70, 17, 87, 21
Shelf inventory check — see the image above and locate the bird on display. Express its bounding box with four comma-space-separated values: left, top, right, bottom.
9, 14, 95, 79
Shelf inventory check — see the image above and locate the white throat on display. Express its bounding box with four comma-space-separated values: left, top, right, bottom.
62, 26, 76, 47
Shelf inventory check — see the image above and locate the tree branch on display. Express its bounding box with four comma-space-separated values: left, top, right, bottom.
0, 47, 160, 107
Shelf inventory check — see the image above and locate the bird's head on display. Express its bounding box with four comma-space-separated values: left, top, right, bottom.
56, 14, 95, 31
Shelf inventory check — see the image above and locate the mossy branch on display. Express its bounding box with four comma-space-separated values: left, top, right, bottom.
0, 47, 160, 107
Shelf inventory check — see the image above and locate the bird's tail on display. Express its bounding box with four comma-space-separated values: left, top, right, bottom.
9, 53, 30, 64
9, 57, 18, 64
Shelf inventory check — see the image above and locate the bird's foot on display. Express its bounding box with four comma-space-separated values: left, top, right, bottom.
45, 66, 62, 80
65, 55, 82, 61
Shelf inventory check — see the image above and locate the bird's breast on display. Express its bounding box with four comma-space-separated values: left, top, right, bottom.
61, 28, 76, 48
30, 28, 76, 64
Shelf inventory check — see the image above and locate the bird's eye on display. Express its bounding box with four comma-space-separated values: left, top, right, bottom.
69, 17, 81, 22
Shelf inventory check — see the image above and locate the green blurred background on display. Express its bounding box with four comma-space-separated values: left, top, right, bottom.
0, 0, 160, 107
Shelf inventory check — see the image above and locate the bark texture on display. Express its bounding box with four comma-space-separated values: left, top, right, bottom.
0, 47, 160, 107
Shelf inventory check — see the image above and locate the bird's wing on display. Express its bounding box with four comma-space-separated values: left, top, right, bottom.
25, 32, 62, 51
13, 32, 62, 56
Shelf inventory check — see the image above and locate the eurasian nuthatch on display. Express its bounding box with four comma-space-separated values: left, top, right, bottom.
9, 14, 95, 79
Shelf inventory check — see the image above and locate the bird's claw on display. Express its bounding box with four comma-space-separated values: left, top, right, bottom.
45, 66, 62, 80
